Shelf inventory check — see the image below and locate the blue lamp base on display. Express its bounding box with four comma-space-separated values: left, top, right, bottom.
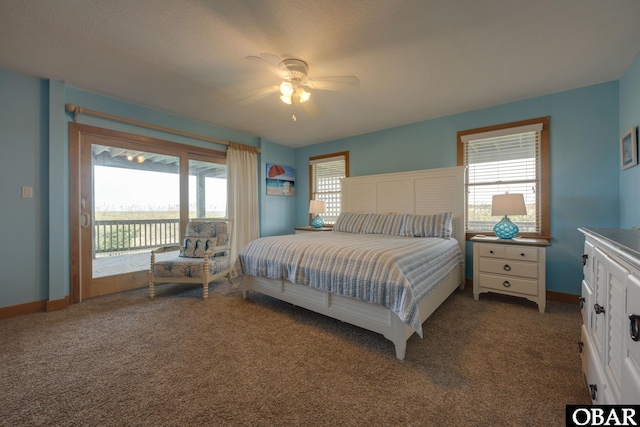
493, 215, 519, 239
311, 214, 324, 228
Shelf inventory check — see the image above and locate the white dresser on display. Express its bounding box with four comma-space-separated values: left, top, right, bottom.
472, 236, 549, 313
578, 228, 640, 404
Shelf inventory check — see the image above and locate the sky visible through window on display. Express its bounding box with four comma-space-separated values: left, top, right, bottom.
94, 166, 226, 213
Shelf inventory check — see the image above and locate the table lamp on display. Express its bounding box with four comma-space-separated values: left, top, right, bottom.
491, 193, 526, 239
309, 200, 326, 228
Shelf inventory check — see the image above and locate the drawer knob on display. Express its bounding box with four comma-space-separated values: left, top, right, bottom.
578, 341, 584, 353
594, 304, 605, 315
589, 384, 598, 401
582, 254, 588, 266
502, 281, 511, 288
630, 315, 640, 342
503, 264, 511, 271
520, 253, 525, 257
489, 250, 494, 254
578, 297, 585, 309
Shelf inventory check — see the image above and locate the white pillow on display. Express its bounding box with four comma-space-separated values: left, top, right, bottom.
361, 213, 405, 236
333, 212, 371, 233
402, 212, 453, 239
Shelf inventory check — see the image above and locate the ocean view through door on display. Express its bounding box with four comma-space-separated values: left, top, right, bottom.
70, 123, 227, 302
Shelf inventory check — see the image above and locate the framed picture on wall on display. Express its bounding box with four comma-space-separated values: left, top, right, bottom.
621, 126, 638, 170
266, 164, 295, 196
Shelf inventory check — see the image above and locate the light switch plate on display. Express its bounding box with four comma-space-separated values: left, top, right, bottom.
21, 186, 33, 198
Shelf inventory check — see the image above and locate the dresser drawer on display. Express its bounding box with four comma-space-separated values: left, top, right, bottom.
506, 246, 538, 262
478, 273, 538, 296
477, 245, 505, 258
478, 258, 539, 279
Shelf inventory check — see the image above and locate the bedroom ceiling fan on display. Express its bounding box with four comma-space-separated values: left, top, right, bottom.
239, 53, 360, 120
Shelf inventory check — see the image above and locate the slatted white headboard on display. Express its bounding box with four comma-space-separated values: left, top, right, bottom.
341, 166, 466, 256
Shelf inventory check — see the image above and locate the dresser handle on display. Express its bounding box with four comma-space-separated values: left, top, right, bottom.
489, 250, 494, 254
630, 315, 640, 342
578, 341, 584, 353
503, 281, 511, 288
503, 264, 511, 271
520, 253, 525, 257
582, 254, 588, 266
578, 297, 585, 309
589, 384, 598, 401
594, 304, 605, 315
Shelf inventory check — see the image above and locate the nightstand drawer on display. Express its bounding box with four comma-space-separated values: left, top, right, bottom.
506, 246, 538, 262
477, 245, 506, 258
478, 273, 538, 296
478, 258, 539, 279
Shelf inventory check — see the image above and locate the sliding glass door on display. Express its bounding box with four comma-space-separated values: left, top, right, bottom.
70, 123, 226, 302
188, 157, 227, 219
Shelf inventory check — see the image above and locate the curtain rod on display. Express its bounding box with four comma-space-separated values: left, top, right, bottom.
65, 103, 260, 153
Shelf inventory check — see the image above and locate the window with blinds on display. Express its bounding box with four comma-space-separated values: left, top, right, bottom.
309, 152, 349, 225
458, 118, 550, 237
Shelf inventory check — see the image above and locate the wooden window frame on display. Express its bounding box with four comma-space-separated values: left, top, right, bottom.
457, 117, 550, 240
308, 151, 350, 227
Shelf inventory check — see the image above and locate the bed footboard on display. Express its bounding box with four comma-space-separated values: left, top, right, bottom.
240, 265, 463, 360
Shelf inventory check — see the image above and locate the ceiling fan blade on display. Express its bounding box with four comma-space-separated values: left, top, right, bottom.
306, 75, 360, 91
245, 53, 290, 78
237, 85, 279, 105
259, 52, 282, 67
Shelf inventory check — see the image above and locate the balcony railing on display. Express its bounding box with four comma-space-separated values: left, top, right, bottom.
94, 219, 180, 257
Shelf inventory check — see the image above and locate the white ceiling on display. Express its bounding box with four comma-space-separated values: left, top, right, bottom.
1, 1, 640, 148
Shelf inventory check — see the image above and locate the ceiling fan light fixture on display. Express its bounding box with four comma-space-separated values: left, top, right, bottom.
279, 81, 294, 97
297, 89, 311, 103
280, 94, 292, 104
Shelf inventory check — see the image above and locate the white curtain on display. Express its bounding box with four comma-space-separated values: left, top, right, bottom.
227, 143, 260, 266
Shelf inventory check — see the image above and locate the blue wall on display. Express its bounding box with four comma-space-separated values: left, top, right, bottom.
295, 82, 621, 295
619, 53, 640, 228
0, 69, 49, 306
259, 138, 296, 236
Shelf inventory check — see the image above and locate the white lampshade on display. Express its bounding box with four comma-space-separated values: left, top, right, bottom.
297, 88, 311, 103
309, 200, 326, 214
280, 95, 292, 104
491, 193, 526, 216
280, 81, 294, 96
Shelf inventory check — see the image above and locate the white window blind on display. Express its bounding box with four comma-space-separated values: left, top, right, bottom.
310, 155, 346, 225
464, 124, 542, 234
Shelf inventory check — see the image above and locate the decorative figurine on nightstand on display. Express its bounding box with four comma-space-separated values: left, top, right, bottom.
491, 193, 526, 239
309, 200, 326, 228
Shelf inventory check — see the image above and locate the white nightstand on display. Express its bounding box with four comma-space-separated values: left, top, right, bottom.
471, 236, 549, 313
294, 226, 333, 234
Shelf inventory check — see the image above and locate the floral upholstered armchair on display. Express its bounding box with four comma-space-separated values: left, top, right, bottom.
149, 219, 233, 299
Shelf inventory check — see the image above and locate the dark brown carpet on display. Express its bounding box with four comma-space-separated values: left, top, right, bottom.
0, 280, 589, 426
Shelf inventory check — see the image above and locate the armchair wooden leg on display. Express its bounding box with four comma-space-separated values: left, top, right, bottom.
203, 257, 210, 299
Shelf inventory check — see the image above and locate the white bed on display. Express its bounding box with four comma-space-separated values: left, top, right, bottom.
238, 166, 466, 360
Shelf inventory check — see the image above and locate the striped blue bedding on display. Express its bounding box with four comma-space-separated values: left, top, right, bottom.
233, 231, 463, 336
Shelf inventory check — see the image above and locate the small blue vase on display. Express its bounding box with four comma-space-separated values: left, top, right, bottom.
494, 216, 518, 239
311, 215, 324, 228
